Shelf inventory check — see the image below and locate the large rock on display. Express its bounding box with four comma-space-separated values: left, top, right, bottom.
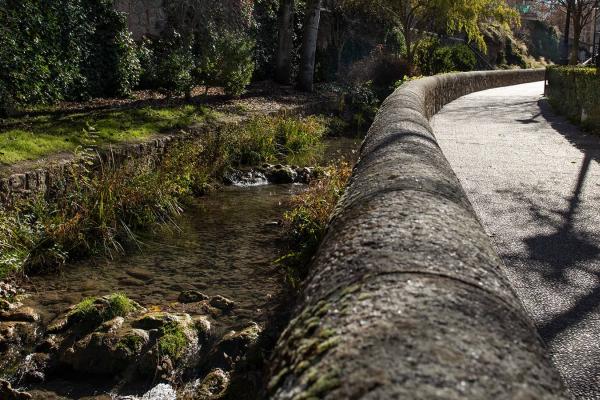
0, 307, 40, 323
208, 323, 262, 370
194, 369, 230, 400
209, 295, 235, 312
59, 326, 150, 376
265, 165, 297, 184
0, 379, 31, 400
178, 290, 209, 304
38, 306, 201, 382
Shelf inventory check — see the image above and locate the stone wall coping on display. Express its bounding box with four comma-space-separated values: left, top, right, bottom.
268, 69, 569, 399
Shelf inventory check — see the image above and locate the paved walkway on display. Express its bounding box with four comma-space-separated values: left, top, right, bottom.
432, 81, 600, 399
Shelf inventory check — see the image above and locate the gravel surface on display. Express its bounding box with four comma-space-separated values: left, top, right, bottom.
432, 81, 600, 399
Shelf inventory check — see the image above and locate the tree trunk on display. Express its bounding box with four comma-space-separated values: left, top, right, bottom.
299, 0, 323, 92
336, 39, 347, 76
570, 7, 582, 65
562, 2, 572, 65
404, 25, 416, 75
275, 0, 295, 84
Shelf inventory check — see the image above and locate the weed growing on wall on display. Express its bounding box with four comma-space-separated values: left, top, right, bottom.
278, 160, 352, 288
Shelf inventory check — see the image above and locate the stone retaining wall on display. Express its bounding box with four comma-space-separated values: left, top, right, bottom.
268, 69, 569, 399
0, 126, 203, 203
0, 100, 332, 202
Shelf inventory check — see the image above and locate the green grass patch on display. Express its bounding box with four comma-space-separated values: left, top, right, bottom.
0, 105, 215, 165
224, 114, 327, 166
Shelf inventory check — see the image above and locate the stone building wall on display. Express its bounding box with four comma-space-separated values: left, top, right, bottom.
113, 0, 166, 40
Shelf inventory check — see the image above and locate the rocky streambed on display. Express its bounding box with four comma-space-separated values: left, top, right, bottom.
0, 138, 360, 400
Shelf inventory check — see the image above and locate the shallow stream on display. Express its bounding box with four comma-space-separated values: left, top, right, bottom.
14, 137, 360, 399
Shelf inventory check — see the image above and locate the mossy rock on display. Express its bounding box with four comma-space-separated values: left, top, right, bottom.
208, 322, 262, 370
158, 322, 189, 361
67, 293, 141, 331
50, 302, 198, 381
194, 369, 230, 400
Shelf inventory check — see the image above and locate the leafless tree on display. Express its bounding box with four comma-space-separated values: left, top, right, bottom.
547, 0, 600, 64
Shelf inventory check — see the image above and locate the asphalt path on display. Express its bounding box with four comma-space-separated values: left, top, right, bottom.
432, 81, 600, 399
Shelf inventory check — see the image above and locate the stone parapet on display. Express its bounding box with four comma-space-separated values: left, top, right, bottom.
268, 69, 568, 399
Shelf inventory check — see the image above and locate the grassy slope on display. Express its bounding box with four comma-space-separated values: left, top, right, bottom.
0, 105, 215, 165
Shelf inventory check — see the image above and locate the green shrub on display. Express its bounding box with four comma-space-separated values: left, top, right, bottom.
450, 44, 477, 72
0, 0, 140, 114
137, 38, 158, 90
138, 29, 255, 98
384, 26, 407, 57
546, 66, 600, 132
212, 32, 256, 97
334, 82, 380, 134
416, 39, 477, 75
79, 0, 141, 98
153, 31, 195, 96
137, 29, 197, 95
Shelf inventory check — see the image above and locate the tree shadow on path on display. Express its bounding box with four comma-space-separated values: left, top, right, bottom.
518, 100, 600, 342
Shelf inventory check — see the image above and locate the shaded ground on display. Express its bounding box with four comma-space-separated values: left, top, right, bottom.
432, 81, 600, 399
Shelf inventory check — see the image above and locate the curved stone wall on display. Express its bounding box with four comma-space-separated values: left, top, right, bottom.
268, 69, 569, 399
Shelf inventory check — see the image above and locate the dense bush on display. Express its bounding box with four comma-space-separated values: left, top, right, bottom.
80, 1, 141, 98
137, 27, 255, 97
416, 39, 477, 75
0, 0, 84, 113
0, 0, 139, 114
208, 31, 256, 96
150, 31, 195, 96
546, 66, 600, 132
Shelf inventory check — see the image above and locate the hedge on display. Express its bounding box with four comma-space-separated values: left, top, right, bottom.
546, 66, 600, 132
0, 0, 140, 115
